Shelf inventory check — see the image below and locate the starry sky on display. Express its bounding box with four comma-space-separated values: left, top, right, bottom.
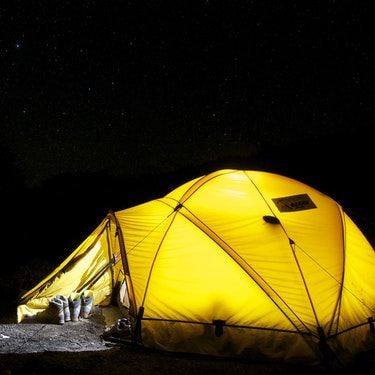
1, 1, 373, 188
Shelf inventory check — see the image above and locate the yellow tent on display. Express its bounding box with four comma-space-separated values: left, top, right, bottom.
17, 169, 375, 366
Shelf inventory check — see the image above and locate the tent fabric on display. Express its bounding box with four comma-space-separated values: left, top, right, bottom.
17, 169, 375, 365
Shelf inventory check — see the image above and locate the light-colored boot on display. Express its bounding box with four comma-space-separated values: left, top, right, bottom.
56, 295, 70, 322
80, 290, 94, 319
68, 292, 81, 322
36, 297, 65, 325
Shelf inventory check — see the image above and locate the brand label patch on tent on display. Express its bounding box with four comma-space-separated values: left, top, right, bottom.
272, 194, 317, 212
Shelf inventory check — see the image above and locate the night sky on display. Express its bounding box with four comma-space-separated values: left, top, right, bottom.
1, 1, 373, 188
1, 0, 375, 307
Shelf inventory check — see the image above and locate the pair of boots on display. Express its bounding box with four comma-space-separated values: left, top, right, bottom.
68, 290, 94, 322
26, 290, 94, 325
33, 295, 69, 325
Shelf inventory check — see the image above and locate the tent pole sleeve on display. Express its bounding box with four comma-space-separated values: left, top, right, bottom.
107, 210, 138, 317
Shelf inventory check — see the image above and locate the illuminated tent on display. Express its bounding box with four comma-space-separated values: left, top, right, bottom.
17, 169, 375, 366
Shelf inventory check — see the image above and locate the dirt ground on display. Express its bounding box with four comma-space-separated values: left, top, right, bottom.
1, 305, 375, 375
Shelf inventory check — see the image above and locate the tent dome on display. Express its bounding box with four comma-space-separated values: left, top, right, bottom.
115, 169, 375, 365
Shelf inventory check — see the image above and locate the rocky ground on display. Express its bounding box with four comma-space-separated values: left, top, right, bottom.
1, 305, 375, 375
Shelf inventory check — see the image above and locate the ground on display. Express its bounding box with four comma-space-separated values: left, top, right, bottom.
1, 305, 375, 375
